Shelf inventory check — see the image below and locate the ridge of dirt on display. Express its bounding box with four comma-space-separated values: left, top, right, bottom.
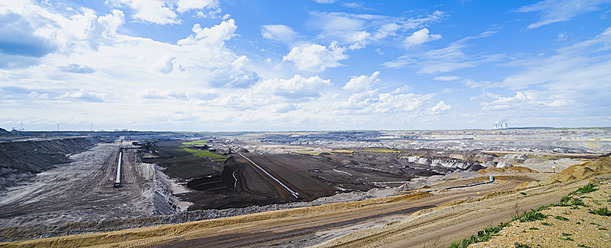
516, 157, 611, 190
0, 137, 99, 191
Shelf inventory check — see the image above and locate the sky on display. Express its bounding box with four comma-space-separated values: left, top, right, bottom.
1, 0, 610, 131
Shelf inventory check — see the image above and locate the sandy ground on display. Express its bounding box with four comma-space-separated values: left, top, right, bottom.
471, 180, 611, 248
314, 180, 589, 248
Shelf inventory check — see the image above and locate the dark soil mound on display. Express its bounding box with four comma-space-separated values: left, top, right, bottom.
0, 137, 97, 191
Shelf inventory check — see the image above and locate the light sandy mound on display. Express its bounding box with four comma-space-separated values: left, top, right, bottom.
517, 157, 611, 189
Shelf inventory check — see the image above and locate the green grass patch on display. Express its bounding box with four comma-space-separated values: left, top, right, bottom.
529, 227, 539, 230
577, 244, 591, 248
559, 233, 574, 241
589, 207, 611, 216
556, 196, 586, 209
554, 216, 569, 221
182, 140, 209, 146
571, 183, 598, 195
541, 222, 552, 226
513, 209, 548, 222
361, 148, 401, 153
514, 243, 531, 248
527, 155, 556, 160
153, 146, 219, 179
293, 150, 321, 156
184, 148, 227, 160
449, 224, 507, 248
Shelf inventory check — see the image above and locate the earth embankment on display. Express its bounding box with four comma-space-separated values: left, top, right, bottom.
0, 137, 98, 191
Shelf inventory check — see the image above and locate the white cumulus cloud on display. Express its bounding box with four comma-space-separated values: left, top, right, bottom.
254, 75, 332, 99
430, 100, 451, 113
403, 28, 442, 48
343, 71, 380, 92
283, 42, 347, 72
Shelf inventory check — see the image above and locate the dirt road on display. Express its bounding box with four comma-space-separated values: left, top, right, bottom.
150, 180, 522, 248
315, 179, 589, 248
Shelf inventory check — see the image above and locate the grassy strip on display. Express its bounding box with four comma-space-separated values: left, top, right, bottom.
183, 148, 227, 161
182, 140, 208, 146
293, 150, 321, 156
361, 148, 401, 153
449, 183, 598, 248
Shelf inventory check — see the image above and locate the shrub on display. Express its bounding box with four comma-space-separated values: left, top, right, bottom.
514, 209, 547, 222
448, 223, 507, 248
571, 183, 597, 195
589, 207, 611, 216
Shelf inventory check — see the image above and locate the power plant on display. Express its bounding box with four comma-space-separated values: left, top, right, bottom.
493, 119, 508, 129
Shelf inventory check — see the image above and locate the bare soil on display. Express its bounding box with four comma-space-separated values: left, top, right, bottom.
0, 143, 173, 229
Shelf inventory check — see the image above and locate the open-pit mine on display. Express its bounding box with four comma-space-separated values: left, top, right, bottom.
0, 128, 610, 247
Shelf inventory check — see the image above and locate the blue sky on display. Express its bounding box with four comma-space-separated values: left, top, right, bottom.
1, 0, 610, 131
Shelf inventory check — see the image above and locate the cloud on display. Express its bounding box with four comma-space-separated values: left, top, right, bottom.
0, 2, 127, 69
178, 19, 237, 46
0, 86, 53, 100
308, 11, 444, 50
151, 56, 176, 74
57, 90, 106, 102
137, 89, 187, 100
480, 91, 573, 111
474, 27, 611, 119
59, 64, 95, 74
433, 75, 460, 81
403, 28, 442, 48
0, 13, 56, 58
310, 12, 372, 45
208, 56, 260, 88
517, 0, 611, 29
283, 42, 348, 72
384, 31, 502, 73
373, 23, 401, 40
261, 24, 298, 43
254, 75, 332, 99
501, 27, 611, 90
343, 71, 380, 91
112, 0, 178, 25
337, 90, 433, 114
430, 100, 451, 113
313, 0, 336, 3
109, 0, 221, 25
176, 0, 219, 13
